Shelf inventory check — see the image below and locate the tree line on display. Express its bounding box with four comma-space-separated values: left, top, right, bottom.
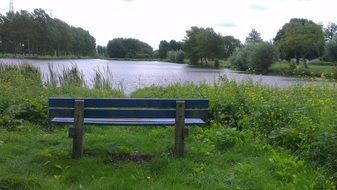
0, 9, 96, 56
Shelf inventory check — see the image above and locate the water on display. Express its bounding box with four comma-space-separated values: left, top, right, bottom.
1, 58, 299, 95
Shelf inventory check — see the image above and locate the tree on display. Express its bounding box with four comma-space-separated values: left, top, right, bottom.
324, 22, 337, 41
158, 40, 170, 59
0, 9, 96, 56
158, 40, 183, 59
245, 29, 263, 44
324, 37, 337, 62
274, 18, 325, 68
229, 42, 276, 74
223, 35, 242, 58
107, 38, 153, 59
183, 26, 224, 65
97, 45, 107, 57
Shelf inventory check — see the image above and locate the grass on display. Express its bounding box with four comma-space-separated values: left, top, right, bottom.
0, 125, 332, 189
0, 63, 337, 189
269, 61, 337, 79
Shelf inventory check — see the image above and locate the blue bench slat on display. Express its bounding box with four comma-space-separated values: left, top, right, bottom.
49, 109, 208, 119
48, 98, 208, 109
51, 118, 206, 126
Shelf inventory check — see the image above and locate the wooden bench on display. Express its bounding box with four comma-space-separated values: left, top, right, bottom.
48, 98, 209, 158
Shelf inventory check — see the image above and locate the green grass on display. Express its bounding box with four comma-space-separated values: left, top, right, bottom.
269, 62, 337, 79
1, 63, 337, 189
0, 125, 333, 189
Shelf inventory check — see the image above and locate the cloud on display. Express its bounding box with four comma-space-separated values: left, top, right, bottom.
216, 21, 237, 28
249, 4, 268, 11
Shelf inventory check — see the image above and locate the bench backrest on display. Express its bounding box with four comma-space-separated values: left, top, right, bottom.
48, 98, 209, 119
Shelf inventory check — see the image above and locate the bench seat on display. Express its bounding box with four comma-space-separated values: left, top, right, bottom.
51, 118, 206, 126
48, 98, 209, 158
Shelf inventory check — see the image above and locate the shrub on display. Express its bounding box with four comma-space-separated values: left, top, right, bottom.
247, 42, 276, 74
229, 48, 249, 70
323, 38, 337, 62
167, 50, 185, 63
229, 42, 277, 74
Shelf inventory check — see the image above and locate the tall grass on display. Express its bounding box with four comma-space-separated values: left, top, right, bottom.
0, 63, 124, 130
131, 78, 337, 181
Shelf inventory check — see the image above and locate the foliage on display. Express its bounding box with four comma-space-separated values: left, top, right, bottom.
223, 35, 242, 58
269, 61, 337, 79
274, 18, 325, 68
229, 42, 277, 73
96, 45, 107, 57
183, 26, 224, 65
324, 22, 337, 41
166, 50, 184, 63
0, 9, 96, 56
131, 79, 337, 182
245, 29, 263, 44
107, 38, 153, 59
158, 40, 183, 59
0, 63, 123, 131
229, 48, 249, 70
324, 37, 337, 62
247, 42, 277, 74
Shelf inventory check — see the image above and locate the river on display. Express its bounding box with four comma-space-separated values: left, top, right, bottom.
0, 58, 300, 95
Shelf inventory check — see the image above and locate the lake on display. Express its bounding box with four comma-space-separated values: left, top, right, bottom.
1, 58, 299, 95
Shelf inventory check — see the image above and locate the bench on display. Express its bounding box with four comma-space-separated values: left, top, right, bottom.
48, 98, 209, 158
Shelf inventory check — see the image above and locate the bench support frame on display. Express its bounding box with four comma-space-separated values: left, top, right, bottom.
73, 100, 84, 159
175, 101, 185, 158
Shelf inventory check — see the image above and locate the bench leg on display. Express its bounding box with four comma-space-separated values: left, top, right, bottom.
73, 100, 84, 159
175, 101, 185, 158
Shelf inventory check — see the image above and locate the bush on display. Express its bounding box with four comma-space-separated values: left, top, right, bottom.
229, 48, 249, 70
323, 38, 337, 62
167, 50, 184, 63
229, 42, 277, 74
247, 42, 276, 74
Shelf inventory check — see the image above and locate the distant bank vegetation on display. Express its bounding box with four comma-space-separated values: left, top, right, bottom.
0, 9, 96, 57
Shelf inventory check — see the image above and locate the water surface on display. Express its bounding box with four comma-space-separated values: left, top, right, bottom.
1, 58, 299, 95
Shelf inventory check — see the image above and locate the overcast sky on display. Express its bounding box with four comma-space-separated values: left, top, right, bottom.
0, 0, 336, 49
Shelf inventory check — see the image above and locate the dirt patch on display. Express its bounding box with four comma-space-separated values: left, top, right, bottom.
107, 153, 154, 164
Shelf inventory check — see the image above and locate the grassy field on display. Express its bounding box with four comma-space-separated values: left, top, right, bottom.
1, 63, 337, 189
269, 61, 337, 79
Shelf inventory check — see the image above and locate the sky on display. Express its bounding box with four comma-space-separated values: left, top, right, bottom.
0, 0, 336, 49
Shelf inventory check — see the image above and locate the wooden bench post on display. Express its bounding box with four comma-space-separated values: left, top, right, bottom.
175, 101, 185, 157
73, 100, 84, 159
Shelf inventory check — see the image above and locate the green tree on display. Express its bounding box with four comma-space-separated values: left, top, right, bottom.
223, 35, 242, 58
97, 45, 107, 57
245, 29, 263, 44
274, 18, 325, 68
107, 38, 153, 59
324, 37, 337, 62
324, 22, 337, 42
158, 40, 170, 59
0, 9, 96, 56
183, 26, 224, 65
230, 42, 276, 74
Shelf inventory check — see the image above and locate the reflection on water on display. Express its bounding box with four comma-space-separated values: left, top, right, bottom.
0, 58, 301, 95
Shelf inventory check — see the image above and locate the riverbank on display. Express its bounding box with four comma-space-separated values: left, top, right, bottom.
1, 64, 336, 189
268, 61, 337, 79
